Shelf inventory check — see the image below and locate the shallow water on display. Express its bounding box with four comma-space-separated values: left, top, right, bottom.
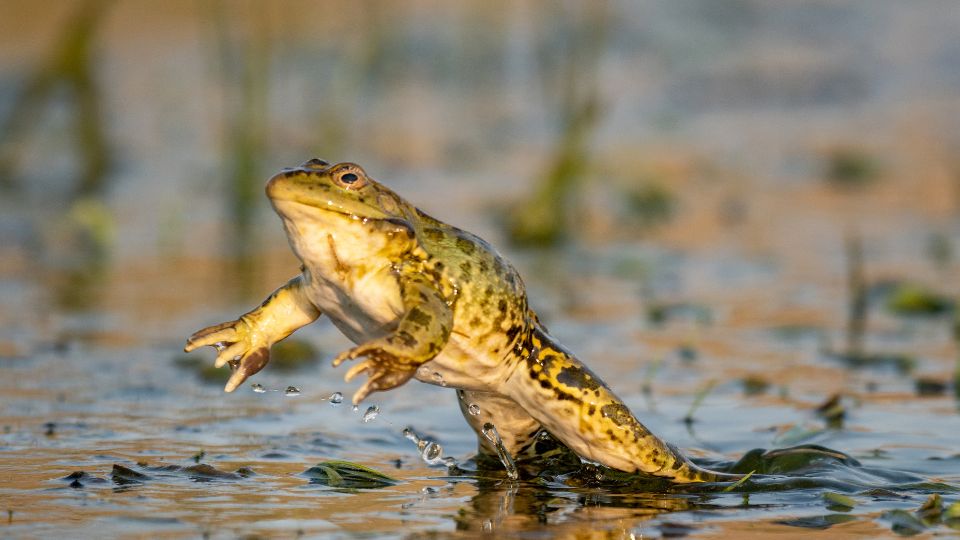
2, 1, 960, 538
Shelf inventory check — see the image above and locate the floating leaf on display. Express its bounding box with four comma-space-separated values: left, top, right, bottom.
111, 464, 149, 485
303, 460, 398, 489
823, 492, 857, 510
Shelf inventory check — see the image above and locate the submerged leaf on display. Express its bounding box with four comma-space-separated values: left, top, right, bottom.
882, 509, 927, 536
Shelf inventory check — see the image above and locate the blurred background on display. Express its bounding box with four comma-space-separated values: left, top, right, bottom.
1, 1, 959, 537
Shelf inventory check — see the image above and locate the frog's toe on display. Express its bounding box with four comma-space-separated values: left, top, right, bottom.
343, 359, 372, 383
224, 346, 270, 392
214, 342, 246, 368
185, 321, 239, 352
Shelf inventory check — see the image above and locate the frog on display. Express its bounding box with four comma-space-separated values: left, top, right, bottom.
184, 159, 736, 483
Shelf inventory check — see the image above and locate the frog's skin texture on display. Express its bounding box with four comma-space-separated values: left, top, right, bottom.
185, 159, 734, 483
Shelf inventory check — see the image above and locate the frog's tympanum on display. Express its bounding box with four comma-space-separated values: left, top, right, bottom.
185, 159, 733, 482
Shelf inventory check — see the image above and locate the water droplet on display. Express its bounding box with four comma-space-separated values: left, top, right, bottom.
403, 427, 457, 467
328, 391, 343, 405
482, 520, 493, 532
420, 442, 443, 464
284, 386, 301, 397
432, 372, 447, 386
468, 403, 480, 416
420, 486, 437, 494
481, 422, 519, 480
214, 342, 226, 352
352, 405, 360, 412
251, 383, 266, 393
362, 405, 380, 423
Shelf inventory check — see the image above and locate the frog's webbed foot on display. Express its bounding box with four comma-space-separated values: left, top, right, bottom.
184, 318, 270, 392
332, 342, 418, 405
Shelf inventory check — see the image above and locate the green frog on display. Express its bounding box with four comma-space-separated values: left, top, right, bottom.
185, 159, 734, 482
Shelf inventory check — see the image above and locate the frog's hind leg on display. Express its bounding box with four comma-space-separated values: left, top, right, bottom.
456, 390, 547, 461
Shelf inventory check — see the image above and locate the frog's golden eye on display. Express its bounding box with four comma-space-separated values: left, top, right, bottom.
332, 165, 367, 189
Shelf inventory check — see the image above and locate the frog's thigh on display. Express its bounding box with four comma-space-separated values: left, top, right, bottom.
457, 390, 542, 456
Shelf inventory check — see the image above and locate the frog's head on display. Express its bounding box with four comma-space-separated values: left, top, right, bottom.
266, 159, 418, 274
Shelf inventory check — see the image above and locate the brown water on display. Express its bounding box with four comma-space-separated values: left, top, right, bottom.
2, 1, 960, 538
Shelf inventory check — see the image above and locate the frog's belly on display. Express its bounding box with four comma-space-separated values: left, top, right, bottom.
413, 337, 510, 392
304, 271, 403, 344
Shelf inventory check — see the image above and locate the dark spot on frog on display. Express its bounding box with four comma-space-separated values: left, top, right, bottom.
427, 228, 448, 243
553, 388, 582, 404
600, 403, 633, 427
392, 331, 418, 348
478, 260, 489, 273
493, 257, 504, 275
407, 307, 433, 327
301, 158, 329, 168
469, 316, 482, 328
539, 379, 553, 390
497, 299, 507, 312
456, 237, 476, 255
459, 261, 472, 275
556, 365, 602, 391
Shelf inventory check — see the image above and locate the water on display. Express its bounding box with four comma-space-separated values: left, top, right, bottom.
361, 406, 380, 423
1, 1, 959, 537
284, 386, 301, 397
404, 426, 453, 467
481, 423, 520, 481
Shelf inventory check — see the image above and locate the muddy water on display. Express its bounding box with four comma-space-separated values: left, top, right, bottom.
2, 1, 960, 538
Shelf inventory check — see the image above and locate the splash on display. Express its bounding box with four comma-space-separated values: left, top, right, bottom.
481, 423, 519, 480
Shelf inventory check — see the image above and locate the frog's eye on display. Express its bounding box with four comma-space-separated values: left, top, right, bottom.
333, 165, 367, 189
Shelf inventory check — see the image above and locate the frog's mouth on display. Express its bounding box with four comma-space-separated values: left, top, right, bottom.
266, 170, 392, 223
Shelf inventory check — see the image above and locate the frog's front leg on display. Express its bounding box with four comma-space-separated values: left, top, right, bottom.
333, 274, 453, 405
184, 275, 320, 392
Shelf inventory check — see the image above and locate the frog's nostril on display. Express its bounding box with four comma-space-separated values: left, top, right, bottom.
301, 158, 329, 169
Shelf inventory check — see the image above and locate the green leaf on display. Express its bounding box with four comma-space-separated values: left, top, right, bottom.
722, 470, 755, 492
823, 492, 857, 510
303, 460, 398, 489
